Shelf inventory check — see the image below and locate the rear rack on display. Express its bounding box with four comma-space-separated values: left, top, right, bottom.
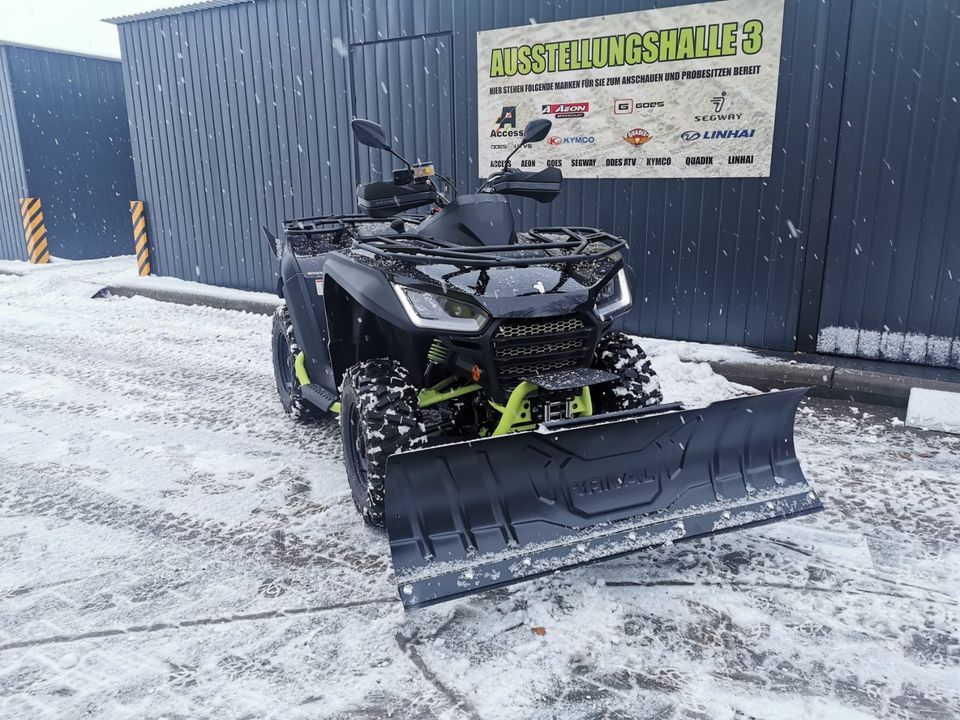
355, 226, 625, 268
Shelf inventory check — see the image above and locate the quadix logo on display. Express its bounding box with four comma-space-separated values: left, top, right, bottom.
542, 102, 589, 118
623, 128, 653, 147
682, 129, 757, 141
548, 135, 596, 145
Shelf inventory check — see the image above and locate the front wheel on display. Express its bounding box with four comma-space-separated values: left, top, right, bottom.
594, 332, 663, 410
339, 359, 427, 528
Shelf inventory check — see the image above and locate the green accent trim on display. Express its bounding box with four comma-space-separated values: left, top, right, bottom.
418, 377, 481, 408
294, 351, 311, 387
294, 351, 340, 415
492, 381, 538, 436
570, 386, 593, 417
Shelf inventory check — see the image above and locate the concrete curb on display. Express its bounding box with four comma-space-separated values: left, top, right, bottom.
95, 279, 958, 411
98, 283, 276, 316
708, 360, 960, 409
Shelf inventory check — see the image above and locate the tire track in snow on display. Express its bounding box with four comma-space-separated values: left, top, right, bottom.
0, 597, 395, 652
0, 463, 389, 577
604, 578, 958, 607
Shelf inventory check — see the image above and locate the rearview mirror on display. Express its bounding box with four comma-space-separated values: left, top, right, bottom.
521, 118, 552, 144
351, 118, 391, 151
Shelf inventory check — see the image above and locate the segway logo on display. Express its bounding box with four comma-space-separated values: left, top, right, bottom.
623, 128, 653, 147
491, 106, 523, 138
542, 102, 589, 119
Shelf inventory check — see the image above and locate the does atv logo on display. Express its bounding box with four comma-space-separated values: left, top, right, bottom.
491, 106, 523, 138
623, 128, 653, 147
541, 102, 590, 119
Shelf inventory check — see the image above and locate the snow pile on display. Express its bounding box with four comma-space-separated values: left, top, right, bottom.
906, 387, 960, 434
819, 325, 959, 369
635, 335, 760, 406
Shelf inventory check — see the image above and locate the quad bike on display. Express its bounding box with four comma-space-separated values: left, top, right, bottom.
265, 117, 822, 609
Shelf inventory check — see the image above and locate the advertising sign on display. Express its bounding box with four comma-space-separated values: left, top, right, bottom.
477, 0, 785, 179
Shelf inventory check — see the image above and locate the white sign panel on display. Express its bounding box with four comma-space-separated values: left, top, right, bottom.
476, 0, 784, 179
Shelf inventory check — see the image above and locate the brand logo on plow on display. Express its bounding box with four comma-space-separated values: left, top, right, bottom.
571, 472, 655, 497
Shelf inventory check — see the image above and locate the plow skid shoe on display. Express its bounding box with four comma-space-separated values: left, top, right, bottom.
385, 388, 822, 609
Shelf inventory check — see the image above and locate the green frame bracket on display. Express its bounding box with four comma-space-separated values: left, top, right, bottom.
489, 383, 593, 436
294, 351, 312, 387
419, 377, 482, 408
491, 381, 538, 436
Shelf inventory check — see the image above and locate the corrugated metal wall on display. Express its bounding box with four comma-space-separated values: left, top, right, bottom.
348, 0, 837, 353
118, 0, 353, 290
115, 0, 960, 366
0, 47, 29, 262
0, 45, 138, 262
816, 0, 960, 369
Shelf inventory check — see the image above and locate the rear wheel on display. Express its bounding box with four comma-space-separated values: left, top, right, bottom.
594, 332, 663, 410
339, 359, 427, 528
272, 305, 316, 422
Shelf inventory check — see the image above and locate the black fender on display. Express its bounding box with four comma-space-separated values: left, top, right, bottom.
322, 255, 432, 390
276, 241, 338, 394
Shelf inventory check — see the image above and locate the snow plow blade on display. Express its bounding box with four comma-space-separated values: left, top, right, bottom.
385, 388, 821, 609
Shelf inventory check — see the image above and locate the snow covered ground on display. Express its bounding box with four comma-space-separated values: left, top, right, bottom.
0, 260, 958, 719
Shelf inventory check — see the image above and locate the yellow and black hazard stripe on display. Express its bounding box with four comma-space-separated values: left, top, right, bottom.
130, 200, 151, 276
19, 197, 50, 264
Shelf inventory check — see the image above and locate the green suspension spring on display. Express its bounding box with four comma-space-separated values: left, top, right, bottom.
427, 338, 448, 364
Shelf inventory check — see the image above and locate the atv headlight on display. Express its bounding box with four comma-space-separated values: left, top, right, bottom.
393, 285, 488, 332
595, 269, 632, 319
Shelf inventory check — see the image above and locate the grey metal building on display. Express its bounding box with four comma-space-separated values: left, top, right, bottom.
110, 0, 960, 368
0, 43, 139, 262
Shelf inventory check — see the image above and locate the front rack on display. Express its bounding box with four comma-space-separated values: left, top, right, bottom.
355, 226, 625, 268
282, 213, 425, 237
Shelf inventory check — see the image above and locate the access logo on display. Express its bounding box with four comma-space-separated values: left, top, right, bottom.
623, 128, 653, 147
491, 106, 523, 138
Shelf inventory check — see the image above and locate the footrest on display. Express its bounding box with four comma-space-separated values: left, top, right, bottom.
302, 384, 338, 412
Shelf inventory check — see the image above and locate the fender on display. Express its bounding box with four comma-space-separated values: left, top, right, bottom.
322, 255, 433, 388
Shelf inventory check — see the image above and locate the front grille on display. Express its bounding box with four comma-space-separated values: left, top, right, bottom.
492, 314, 593, 380
496, 316, 587, 338
499, 357, 580, 378
496, 338, 585, 358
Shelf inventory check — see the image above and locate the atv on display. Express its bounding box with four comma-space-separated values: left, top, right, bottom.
266, 117, 822, 609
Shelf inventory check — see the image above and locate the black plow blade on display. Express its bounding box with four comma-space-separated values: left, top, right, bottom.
385, 388, 821, 609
